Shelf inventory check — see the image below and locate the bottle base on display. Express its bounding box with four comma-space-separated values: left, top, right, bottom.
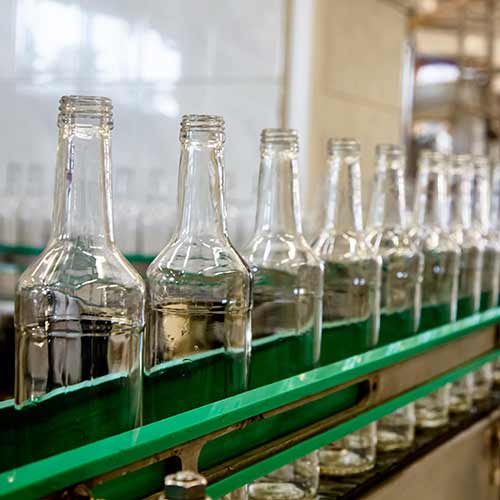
248, 483, 314, 500
416, 414, 449, 429
377, 430, 413, 452
320, 448, 375, 476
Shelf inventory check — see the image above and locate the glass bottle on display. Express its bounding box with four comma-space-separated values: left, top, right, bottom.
471, 155, 494, 399
243, 129, 322, 388
145, 115, 252, 421
367, 144, 421, 451
413, 152, 459, 428
491, 161, 500, 384
15, 96, 145, 440
313, 138, 380, 474
447, 154, 478, 412
249, 451, 319, 500
161, 471, 209, 500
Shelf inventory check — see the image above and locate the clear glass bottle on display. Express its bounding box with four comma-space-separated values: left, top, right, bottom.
413, 151, 459, 428
367, 144, 421, 451
491, 161, 500, 384
447, 155, 478, 412
161, 471, 209, 500
243, 129, 322, 388
313, 138, 380, 474
249, 451, 319, 500
145, 115, 252, 421
15, 96, 145, 434
471, 155, 494, 399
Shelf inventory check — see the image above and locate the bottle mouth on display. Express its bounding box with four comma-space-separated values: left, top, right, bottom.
260, 128, 299, 152
375, 143, 404, 169
58, 95, 113, 128
327, 138, 360, 155
449, 154, 472, 170
164, 471, 207, 500
419, 150, 446, 170
473, 155, 489, 170
180, 114, 225, 144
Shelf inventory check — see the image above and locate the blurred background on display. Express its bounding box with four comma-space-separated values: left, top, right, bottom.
0, 0, 499, 293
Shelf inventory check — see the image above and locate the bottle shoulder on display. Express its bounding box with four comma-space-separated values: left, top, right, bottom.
147, 236, 251, 280
367, 226, 421, 258
243, 234, 320, 270
313, 230, 380, 264
17, 239, 145, 293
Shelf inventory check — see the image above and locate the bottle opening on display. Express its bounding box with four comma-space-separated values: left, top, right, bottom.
419, 150, 446, 171
180, 114, 225, 145
473, 155, 489, 170
260, 128, 299, 153
375, 143, 404, 169
327, 137, 360, 155
449, 154, 472, 171
58, 95, 113, 128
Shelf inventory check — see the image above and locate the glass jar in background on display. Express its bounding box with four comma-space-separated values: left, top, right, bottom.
114, 165, 140, 257
0, 161, 24, 247
447, 155, 478, 412
313, 138, 380, 475
139, 168, 175, 258
14, 96, 145, 458
412, 151, 459, 428
243, 129, 322, 388
471, 155, 494, 399
367, 144, 422, 451
144, 115, 252, 422
249, 451, 319, 500
17, 162, 51, 249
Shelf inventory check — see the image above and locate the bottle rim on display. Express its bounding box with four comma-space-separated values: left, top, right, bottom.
164, 470, 207, 500
180, 114, 225, 144
58, 95, 113, 128
327, 137, 360, 155
260, 128, 299, 152
375, 143, 403, 156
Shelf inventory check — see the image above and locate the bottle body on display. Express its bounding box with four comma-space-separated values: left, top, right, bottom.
14, 96, 145, 464
247, 244, 323, 387
145, 115, 252, 421
249, 451, 319, 500
320, 423, 377, 476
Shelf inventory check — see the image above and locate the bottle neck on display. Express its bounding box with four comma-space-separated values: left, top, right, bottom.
175, 142, 227, 239
491, 164, 500, 233
472, 167, 490, 234
369, 165, 407, 229
449, 170, 472, 230
323, 152, 363, 233
51, 124, 114, 244
253, 147, 302, 237
415, 167, 448, 229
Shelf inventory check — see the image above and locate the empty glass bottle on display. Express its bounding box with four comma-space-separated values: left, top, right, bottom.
145, 115, 252, 421
249, 451, 319, 500
491, 161, 500, 383
447, 155, 478, 412
367, 144, 421, 451
413, 152, 459, 428
471, 155, 494, 399
313, 138, 380, 474
243, 129, 322, 388
15, 96, 145, 444
161, 471, 209, 500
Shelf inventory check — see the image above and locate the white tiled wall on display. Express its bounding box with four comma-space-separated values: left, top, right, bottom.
0, 0, 286, 254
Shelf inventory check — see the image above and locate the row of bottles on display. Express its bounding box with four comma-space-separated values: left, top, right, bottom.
12, 96, 499, 475
0, 161, 174, 256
